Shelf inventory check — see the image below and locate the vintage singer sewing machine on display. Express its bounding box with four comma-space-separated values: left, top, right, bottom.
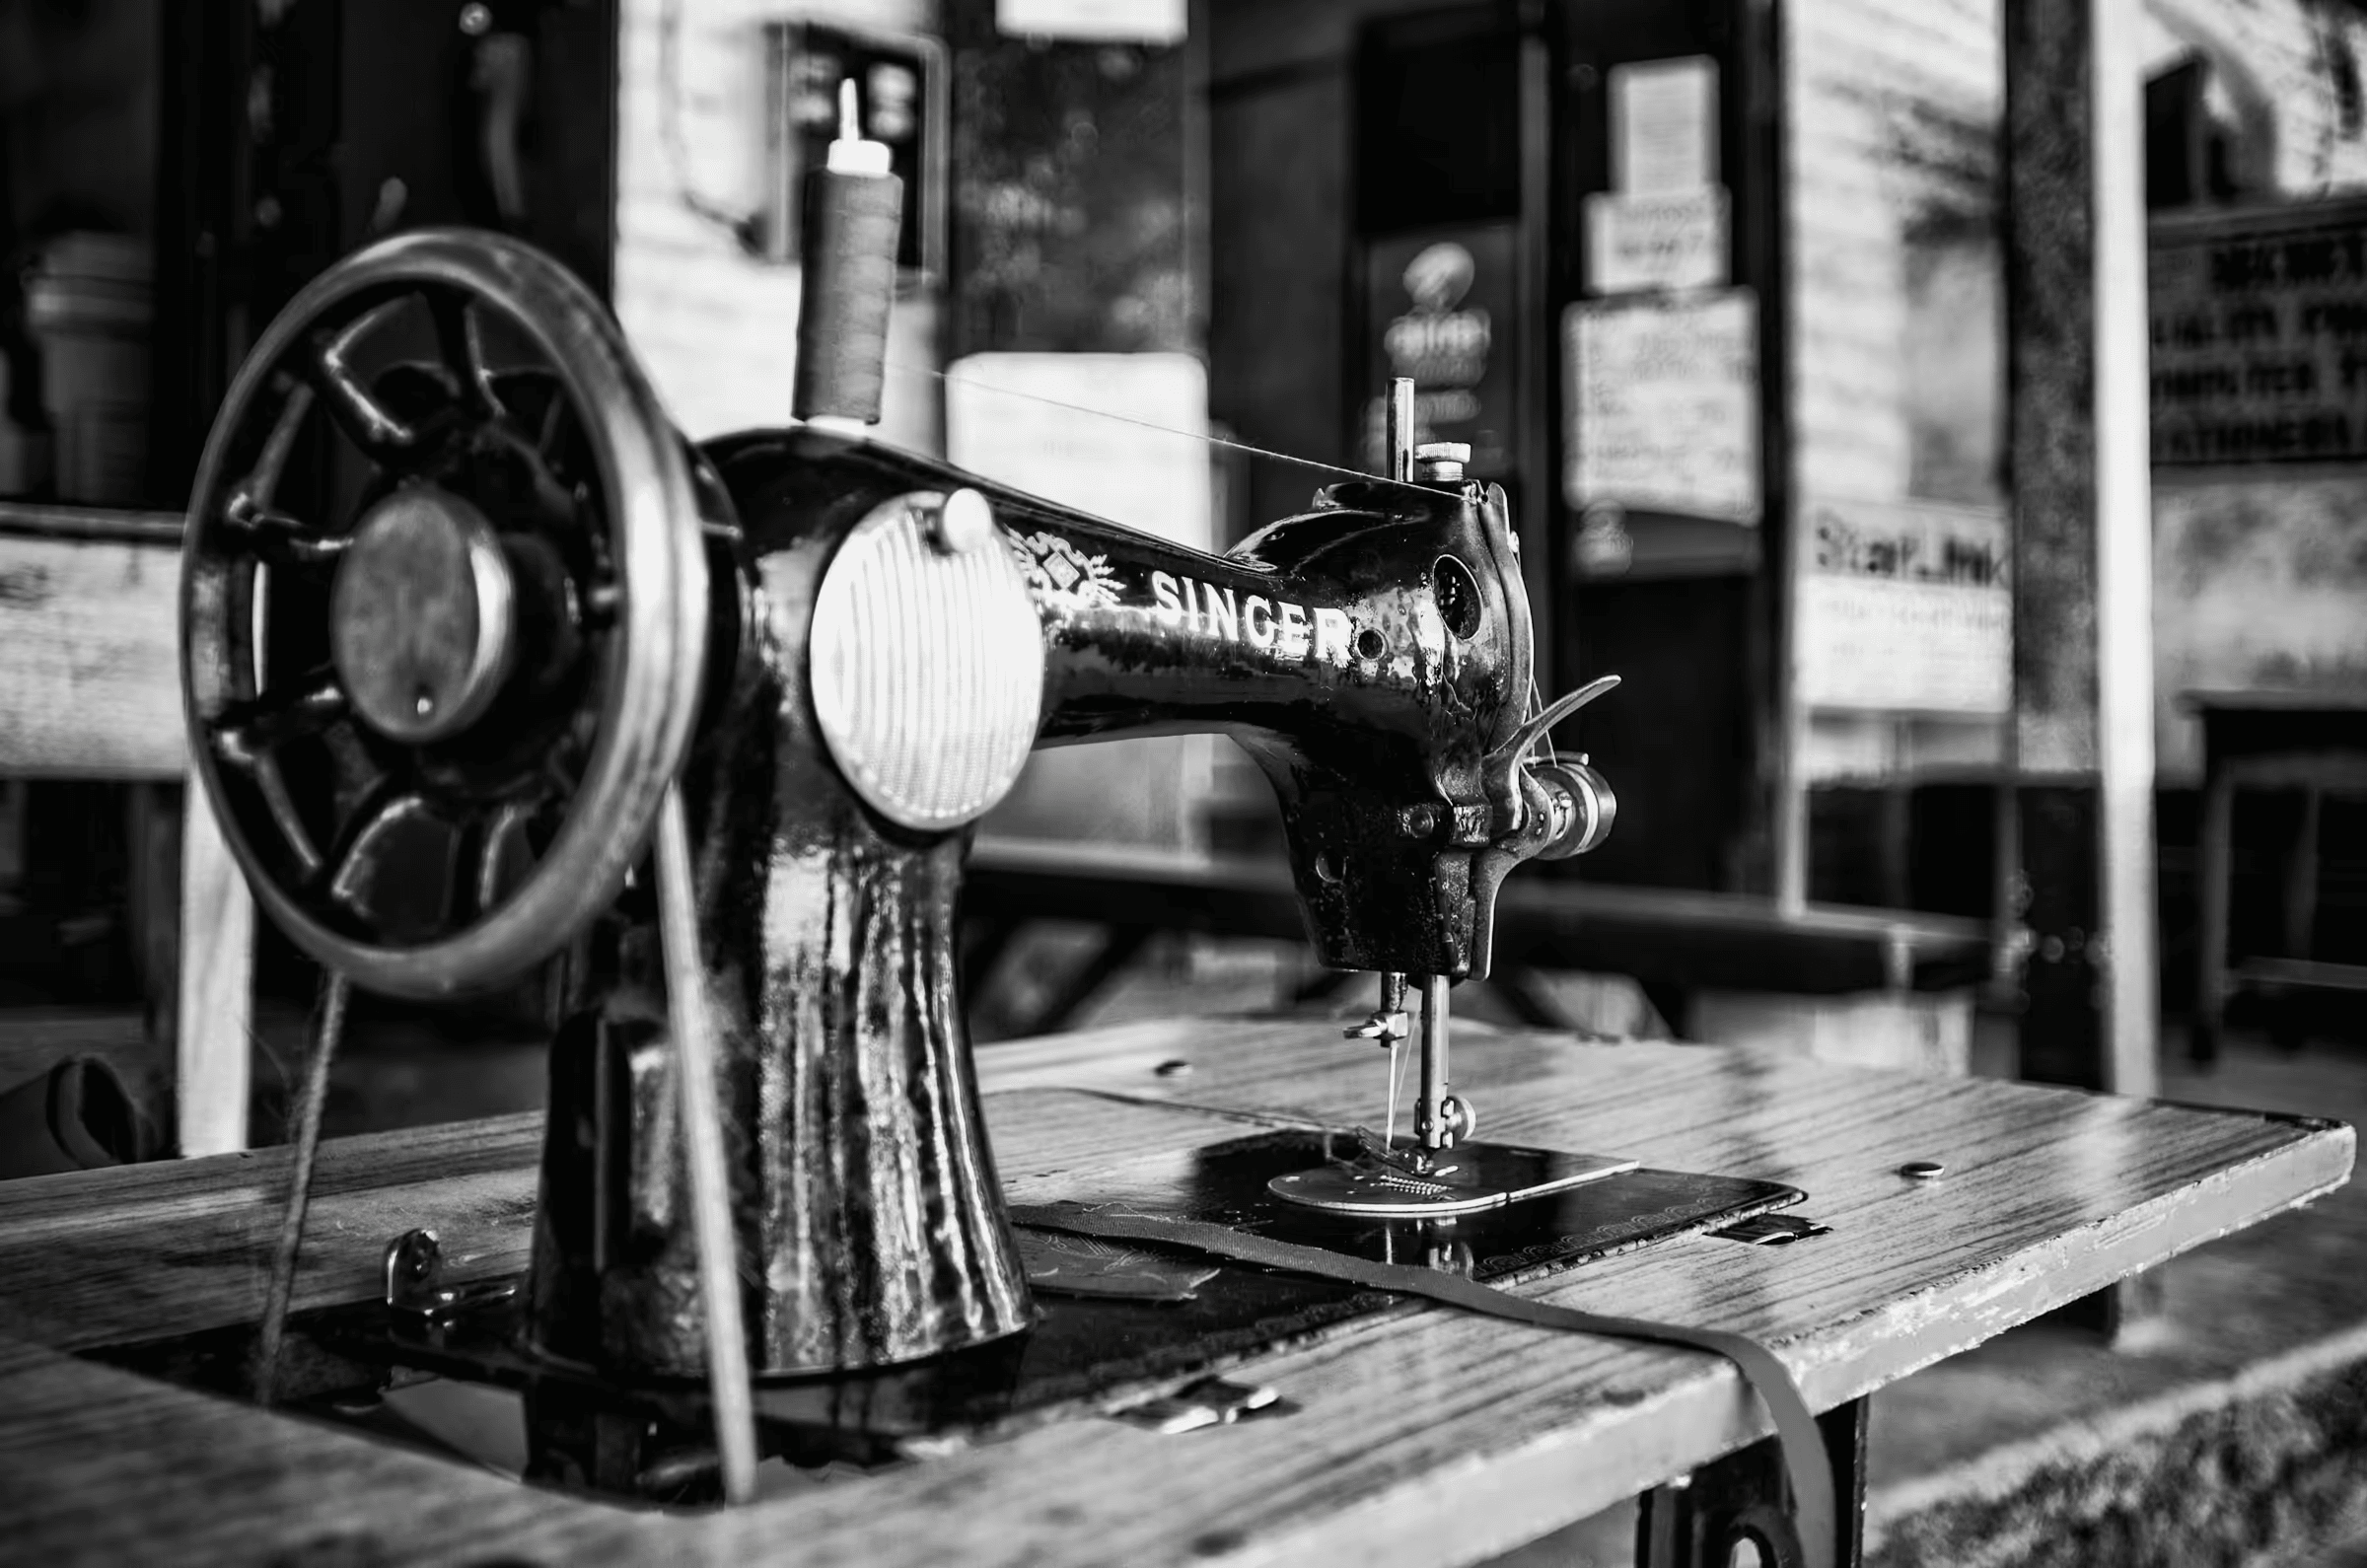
130, 215, 1839, 1505
0, 150, 2347, 1568
2, 94, 2353, 1568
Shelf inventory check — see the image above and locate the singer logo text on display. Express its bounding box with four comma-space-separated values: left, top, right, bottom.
1149, 571, 1358, 666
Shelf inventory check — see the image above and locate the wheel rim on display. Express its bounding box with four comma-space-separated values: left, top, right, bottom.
180, 229, 709, 999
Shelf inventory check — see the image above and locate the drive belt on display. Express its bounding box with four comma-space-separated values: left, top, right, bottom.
1007, 1200, 1835, 1568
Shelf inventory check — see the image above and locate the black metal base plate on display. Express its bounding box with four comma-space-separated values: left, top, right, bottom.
96, 1126, 1803, 1507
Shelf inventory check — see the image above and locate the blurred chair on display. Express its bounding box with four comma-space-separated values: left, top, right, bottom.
2188, 689, 2367, 1063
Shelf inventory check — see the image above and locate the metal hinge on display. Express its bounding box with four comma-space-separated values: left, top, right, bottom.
1709, 1214, 1832, 1247
1112, 1376, 1293, 1435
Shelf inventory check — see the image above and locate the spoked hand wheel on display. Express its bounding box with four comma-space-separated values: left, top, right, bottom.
181, 229, 713, 998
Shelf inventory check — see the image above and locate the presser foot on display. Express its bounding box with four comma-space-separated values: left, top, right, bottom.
1297, 971, 1641, 1215
1266, 1136, 1638, 1217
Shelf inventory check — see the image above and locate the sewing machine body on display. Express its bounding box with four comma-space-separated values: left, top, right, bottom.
163, 230, 1665, 1497
6, 227, 2343, 1556
527, 425, 1583, 1380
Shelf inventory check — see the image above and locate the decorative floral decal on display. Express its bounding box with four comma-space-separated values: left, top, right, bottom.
1012, 531, 1122, 609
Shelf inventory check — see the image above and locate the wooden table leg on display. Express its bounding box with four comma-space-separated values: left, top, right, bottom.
1635, 1397, 1867, 1568
2191, 760, 2235, 1066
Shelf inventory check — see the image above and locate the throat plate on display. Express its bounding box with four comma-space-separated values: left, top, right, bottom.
1266, 1140, 1638, 1216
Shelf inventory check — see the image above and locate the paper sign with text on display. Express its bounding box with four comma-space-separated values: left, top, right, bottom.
1585, 188, 1730, 295
1563, 290, 1759, 524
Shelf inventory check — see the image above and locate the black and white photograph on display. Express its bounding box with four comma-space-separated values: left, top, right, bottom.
1, 0, 2364, 1563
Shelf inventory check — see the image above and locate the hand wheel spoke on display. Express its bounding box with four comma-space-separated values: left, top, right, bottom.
423, 286, 501, 418
254, 762, 325, 882
469, 800, 541, 919
533, 385, 600, 493
299, 303, 418, 463
234, 381, 319, 510
223, 491, 349, 569
319, 786, 435, 929
214, 670, 349, 764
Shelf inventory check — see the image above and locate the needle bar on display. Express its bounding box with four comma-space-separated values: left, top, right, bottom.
1418, 974, 1451, 1151
1385, 1037, 1404, 1149
1386, 377, 1416, 482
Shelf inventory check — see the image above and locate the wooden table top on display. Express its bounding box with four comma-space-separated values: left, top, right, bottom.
0, 1018, 2348, 1567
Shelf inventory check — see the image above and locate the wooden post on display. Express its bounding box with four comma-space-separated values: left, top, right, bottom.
2003, 0, 2158, 1102
2005, 0, 2160, 1336
1518, 26, 1554, 680
2092, 0, 2161, 1102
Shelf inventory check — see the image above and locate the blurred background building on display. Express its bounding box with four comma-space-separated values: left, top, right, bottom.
6, 0, 2362, 1054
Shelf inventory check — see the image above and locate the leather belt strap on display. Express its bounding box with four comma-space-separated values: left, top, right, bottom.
1008, 1200, 1834, 1568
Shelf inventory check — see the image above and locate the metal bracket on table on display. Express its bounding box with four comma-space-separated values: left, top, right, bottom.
1637, 1397, 1866, 1568
1111, 1376, 1291, 1436
383, 1229, 518, 1323
1710, 1214, 1833, 1247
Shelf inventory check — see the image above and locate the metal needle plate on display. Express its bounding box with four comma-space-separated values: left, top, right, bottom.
1267, 1138, 1640, 1217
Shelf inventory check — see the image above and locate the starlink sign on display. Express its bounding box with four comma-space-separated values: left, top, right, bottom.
1149, 571, 1358, 666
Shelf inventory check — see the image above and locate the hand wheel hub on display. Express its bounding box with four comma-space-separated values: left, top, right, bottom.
329, 486, 516, 745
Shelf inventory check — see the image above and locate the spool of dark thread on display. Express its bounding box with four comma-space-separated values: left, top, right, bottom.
792, 163, 904, 423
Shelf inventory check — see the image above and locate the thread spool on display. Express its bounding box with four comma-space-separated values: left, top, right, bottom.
793, 81, 903, 424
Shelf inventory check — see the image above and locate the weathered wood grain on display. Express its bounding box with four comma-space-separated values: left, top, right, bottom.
0, 509, 256, 1155
0, 1332, 614, 1564
0, 519, 185, 780
0, 1113, 542, 1350
0, 1020, 2347, 1568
